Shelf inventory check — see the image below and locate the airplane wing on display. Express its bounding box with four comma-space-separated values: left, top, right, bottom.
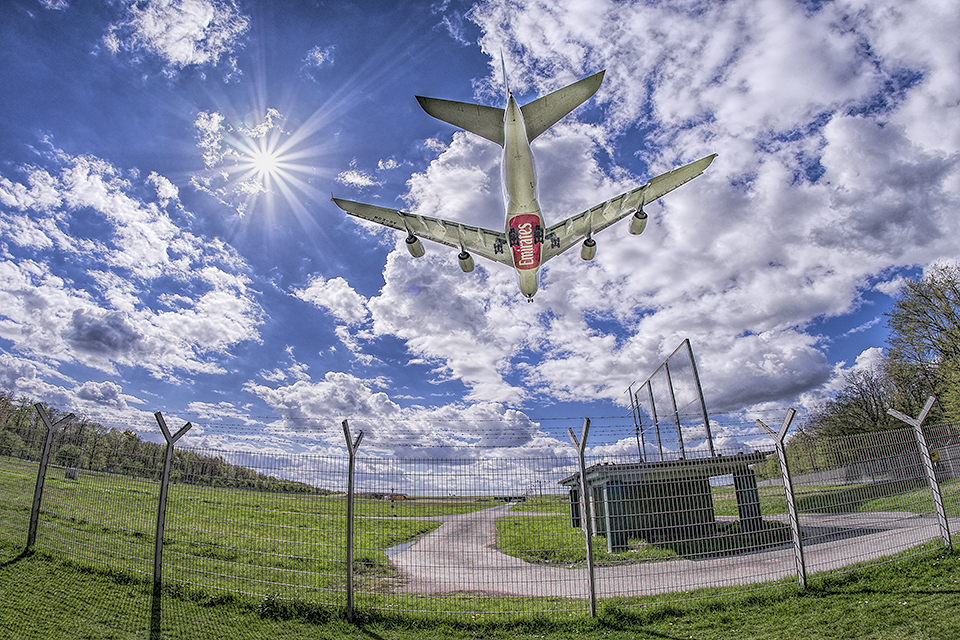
541, 154, 717, 262
332, 198, 513, 266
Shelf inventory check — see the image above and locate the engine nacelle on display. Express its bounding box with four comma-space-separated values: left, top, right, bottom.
580, 237, 597, 261
405, 235, 425, 257
458, 250, 475, 273
629, 209, 648, 235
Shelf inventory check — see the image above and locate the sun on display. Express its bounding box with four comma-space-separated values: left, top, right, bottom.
249, 147, 281, 179
198, 105, 331, 220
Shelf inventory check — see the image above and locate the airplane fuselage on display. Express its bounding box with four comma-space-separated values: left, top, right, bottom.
502, 93, 544, 300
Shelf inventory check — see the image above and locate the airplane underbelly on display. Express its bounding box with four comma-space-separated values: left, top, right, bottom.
508, 213, 543, 271
517, 268, 539, 299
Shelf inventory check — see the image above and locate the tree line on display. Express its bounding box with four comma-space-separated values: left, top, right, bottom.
0, 391, 326, 493
804, 263, 960, 437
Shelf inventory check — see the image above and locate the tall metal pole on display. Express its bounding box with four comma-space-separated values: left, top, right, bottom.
342, 420, 363, 622
757, 410, 806, 589
646, 381, 663, 461
664, 362, 685, 459
888, 397, 951, 549
627, 384, 644, 462
568, 418, 596, 618
27, 404, 74, 549
685, 339, 715, 456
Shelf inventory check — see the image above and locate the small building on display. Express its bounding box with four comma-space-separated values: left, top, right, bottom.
559, 451, 770, 553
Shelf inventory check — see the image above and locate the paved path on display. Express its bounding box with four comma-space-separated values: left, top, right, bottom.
389, 505, 958, 598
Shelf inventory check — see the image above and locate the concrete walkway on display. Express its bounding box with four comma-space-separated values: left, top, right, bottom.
389, 505, 957, 598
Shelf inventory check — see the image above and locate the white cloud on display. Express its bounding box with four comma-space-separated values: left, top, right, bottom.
243, 370, 570, 460
194, 111, 227, 168
107, 0, 249, 69
302, 44, 335, 71
336, 169, 382, 189
0, 147, 263, 379
294, 275, 369, 325
74, 380, 129, 409
330, 0, 960, 419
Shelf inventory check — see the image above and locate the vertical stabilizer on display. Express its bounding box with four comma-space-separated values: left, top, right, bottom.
500, 49, 510, 103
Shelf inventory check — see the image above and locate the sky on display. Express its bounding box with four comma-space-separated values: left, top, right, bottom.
1, 0, 958, 469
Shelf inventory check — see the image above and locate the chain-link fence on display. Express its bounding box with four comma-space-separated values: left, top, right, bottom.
1, 405, 958, 628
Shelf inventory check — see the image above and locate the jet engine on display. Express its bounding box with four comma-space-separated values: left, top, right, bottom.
629, 209, 648, 235
580, 237, 597, 261
458, 250, 475, 272
405, 235, 425, 257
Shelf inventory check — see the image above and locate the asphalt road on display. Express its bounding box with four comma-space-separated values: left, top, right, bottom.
389, 504, 958, 598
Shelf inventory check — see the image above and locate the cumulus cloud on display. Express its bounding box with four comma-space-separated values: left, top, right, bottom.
0, 146, 263, 379
75, 380, 128, 409
294, 275, 368, 325
243, 369, 570, 460
327, 0, 960, 422
106, 0, 249, 70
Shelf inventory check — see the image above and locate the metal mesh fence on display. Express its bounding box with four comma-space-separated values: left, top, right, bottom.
0, 410, 45, 541
785, 427, 948, 575
0, 414, 957, 624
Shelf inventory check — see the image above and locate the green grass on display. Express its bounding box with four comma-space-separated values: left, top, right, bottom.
712, 477, 960, 518
0, 457, 487, 601
4, 453, 960, 635
2, 537, 959, 639
496, 513, 677, 565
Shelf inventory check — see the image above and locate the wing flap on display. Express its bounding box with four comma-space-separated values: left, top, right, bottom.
332, 198, 512, 266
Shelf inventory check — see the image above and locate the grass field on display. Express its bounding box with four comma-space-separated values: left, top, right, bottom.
3, 453, 960, 631
2, 537, 958, 639
0, 457, 490, 602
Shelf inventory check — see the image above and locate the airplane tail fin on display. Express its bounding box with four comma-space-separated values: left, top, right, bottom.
415, 69, 604, 147
520, 70, 604, 142
500, 49, 509, 103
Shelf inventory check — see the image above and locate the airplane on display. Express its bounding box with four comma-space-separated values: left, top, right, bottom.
332, 69, 716, 301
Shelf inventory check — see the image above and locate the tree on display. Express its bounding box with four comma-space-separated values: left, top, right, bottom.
887, 263, 960, 420
806, 366, 899, 437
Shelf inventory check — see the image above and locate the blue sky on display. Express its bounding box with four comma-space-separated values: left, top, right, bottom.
1, 0, 958, 463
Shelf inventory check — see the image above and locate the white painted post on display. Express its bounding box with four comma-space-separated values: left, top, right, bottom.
153, 412, 192, 596
757, 409, 806, 589
27, 404, 74, 549
888, 396, 952, 549
342, 419, 363, 622
568, 418, 596, 617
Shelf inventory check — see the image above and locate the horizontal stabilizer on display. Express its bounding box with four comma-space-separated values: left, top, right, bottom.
520, 70, 605, 142
415, 96, 505, 146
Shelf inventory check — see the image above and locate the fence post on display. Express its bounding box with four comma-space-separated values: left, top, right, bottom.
153, 412, 192, 596
757, 409, 806, 589
27, 404, 74, 549
568, 418, 596, 618
342, 419, 363, 623
888, 396, 952, 549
